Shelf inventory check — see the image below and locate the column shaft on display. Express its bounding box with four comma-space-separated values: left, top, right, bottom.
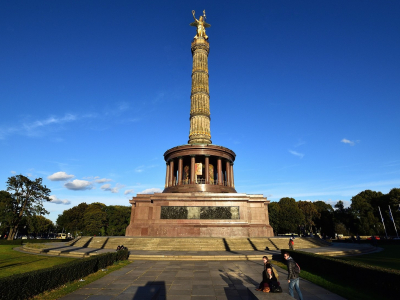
169, 160, 175, 186
190, 156, 196, 184
178, 157, 183, 185
231, 163, 235, 187
165, 163, 170, 188
225, 160, 231, 187
217, 158, 222, 185
205, 156, 209, 184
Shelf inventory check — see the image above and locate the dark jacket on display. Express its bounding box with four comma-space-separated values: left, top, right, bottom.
286, 257, 299, 280
264, 263, 279, 281
263, 270, 278, 285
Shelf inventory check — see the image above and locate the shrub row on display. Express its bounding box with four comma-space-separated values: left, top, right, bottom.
0, 240, 22, 245
0, 239, 64, 245
281, 249, 400, 299
0, 249, 129, 300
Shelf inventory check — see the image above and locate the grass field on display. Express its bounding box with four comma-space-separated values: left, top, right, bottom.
271, 245, 400, 300
0, 245, 74, 278
272, 260, 378, 300
336, 244, 400, 271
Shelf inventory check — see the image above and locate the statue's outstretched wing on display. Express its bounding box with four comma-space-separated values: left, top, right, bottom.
204, 22, 211, 28
190, 22, 198, 27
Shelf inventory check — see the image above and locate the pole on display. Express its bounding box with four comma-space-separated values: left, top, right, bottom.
378, 206, 388, 239
389, 205, 399, 239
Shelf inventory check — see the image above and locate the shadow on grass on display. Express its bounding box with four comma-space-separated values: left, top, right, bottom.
0, 257, 48, 270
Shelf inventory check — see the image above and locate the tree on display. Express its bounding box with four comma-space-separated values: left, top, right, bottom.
105, 206, 131, 236
84, 203, 107, 236
350, 190, 383, 235
277, 197, 305, 234
0, 191, 14, 237
57, 202, 88, 236
298, 201, 320, 233
268, 202, 281, 236
313, 201, 334, 237
28, 215, 54, 236
3, 175, 51, 240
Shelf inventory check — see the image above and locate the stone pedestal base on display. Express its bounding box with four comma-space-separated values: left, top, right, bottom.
125, 192, 274, 237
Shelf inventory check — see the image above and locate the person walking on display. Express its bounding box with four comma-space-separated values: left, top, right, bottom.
283, 252, 303, 300
289, 237, 294, 250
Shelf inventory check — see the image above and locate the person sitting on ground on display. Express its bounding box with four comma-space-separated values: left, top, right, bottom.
256, 256, 279, 291
265, 267, 281, 292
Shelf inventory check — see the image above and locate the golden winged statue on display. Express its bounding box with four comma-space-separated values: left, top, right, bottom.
190, 10, 211, 40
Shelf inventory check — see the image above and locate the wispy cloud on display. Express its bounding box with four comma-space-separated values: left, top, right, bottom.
138, 188, 162, 194
48, 171, 75, 181
10, 170, 16, 174
134, 164, 158, 173
101, 183, 125, 193
0, 113, 79, 139
49, 195, 71, 205
294, 139, 306, 148
95, 178, 112, 183
124, 189, 134, 195
64, 179, 93, 191
289, 150, 304, 159
341, 138, 359, 146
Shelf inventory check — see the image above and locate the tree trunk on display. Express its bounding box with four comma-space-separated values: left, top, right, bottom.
7, 225, 18, 240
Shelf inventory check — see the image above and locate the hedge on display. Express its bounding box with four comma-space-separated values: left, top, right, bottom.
0, 249, 129, 300
281, 249, 400, 299
0, 240, 22, 245
0, 239, 64, 245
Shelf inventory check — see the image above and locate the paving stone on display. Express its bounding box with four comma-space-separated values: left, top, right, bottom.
85, 295, 114, 300
70, 288, 99, 295
167, 289, 192, 295
59, 294, 89, 300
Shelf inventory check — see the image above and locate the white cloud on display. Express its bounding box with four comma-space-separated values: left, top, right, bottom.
10, 170, 16, 174
49, 195, 71, 205
124, 189, 134, 195
341, 138, 358, 146
289, 150, 304, 159
138, 188, 162, 194
134, 164, 157, 173
48, 171, 75, 181
101, 183, 125, 193
64, 179, 93, 190
100, 183, 111, 190
95, 178, 112, 183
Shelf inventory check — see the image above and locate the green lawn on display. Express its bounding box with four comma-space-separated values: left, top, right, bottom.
272, 260, 377, 300
271, 245, 400, 300
336, 244, 400, 271
0, 245, 74, 278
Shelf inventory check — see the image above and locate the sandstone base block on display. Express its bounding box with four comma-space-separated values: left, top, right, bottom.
125, 192, 274, 237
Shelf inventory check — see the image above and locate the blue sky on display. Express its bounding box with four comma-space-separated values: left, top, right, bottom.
1, 1, 399, 223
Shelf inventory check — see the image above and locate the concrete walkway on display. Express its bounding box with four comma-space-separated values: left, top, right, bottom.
17, 242, 378, 299
59, 260, 346, 300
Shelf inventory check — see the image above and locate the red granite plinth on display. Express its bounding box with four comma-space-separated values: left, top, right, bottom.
125, 192, 274, 237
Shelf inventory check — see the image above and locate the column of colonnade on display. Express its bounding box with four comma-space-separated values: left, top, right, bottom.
164, 156, 234, 188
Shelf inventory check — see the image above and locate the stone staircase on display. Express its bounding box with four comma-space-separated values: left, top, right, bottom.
65, 236, 329, 251
268, 237, 331, 250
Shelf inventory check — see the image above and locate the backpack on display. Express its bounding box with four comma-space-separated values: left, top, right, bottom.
294, 262, 300, 274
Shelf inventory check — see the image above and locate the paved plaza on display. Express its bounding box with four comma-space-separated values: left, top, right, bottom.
59, 260, 346, 300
